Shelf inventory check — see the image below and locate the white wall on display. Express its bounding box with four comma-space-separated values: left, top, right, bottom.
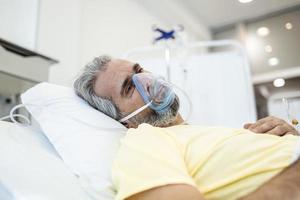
79, 0, 167, 66
132, 0, 211, 41
36, 0, 82, 85
36, 0, 210, 86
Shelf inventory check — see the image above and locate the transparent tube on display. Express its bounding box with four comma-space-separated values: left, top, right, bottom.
172, 84, 193, 123
282, 97, 299, 129
0, 103, 127, 132
164, 43, 171, 82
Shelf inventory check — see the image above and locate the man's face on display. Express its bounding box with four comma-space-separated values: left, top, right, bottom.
94, 58, 180, 128
94, 59, 151, 124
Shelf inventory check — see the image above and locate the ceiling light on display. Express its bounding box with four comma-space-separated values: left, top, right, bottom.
257, 27, 270, 37
268, 57, 279, 66
273, 78, 285, 87
239, 0, 253, 3
245, 36, 262, 56
264, 45, 272, 53
285, 22, 293, 30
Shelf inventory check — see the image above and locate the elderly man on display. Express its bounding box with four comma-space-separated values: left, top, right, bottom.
74, 56, 300, 200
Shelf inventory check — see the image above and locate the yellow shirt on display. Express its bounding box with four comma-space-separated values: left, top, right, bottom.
112, 123, 299, 200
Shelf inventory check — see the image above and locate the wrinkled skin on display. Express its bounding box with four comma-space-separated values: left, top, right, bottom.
244, 116, 299, 136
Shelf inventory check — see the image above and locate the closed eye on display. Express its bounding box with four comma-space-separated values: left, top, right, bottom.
127, 78, 135, 97
120, 64, 143, 98
122, 75, 135, 97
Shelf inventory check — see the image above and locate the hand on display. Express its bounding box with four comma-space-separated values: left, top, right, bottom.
244, 116, 299, 136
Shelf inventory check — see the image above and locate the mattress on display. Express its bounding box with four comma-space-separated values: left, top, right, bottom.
0, 121, 92, 200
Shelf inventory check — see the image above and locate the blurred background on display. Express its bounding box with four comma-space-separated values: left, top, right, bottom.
0, 0, 299, 125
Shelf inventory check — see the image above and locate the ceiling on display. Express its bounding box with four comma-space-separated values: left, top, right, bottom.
179, 0, 300, 30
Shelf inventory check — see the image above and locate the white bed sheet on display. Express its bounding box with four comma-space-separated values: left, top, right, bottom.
0, 121, 92, 200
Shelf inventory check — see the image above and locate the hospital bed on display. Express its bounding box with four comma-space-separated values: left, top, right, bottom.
0, 121, 92, 200
0, 39, 257, 200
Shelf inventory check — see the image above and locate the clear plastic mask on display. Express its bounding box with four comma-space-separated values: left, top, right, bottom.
119, 73, 175, 123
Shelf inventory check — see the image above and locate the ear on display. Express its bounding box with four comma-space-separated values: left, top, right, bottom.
124, 120, 138, 128
121, 122, 129, 128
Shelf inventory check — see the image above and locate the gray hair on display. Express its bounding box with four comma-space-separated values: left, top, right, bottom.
73, 55, 121, 120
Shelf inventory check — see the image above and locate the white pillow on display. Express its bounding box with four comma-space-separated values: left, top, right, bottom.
21, 82, 126, 200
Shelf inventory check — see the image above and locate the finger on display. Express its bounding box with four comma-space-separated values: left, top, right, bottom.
243, 123, 253, 129
251, 122, 277, 133
248, 118, 269, 130
266, 125, 288, 136
248, 116, 279, 131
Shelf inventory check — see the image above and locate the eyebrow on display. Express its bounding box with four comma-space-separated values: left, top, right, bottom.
133, 63, 140, 73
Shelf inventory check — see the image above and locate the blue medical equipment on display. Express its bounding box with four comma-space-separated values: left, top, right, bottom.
132, 73, 175, 113
152, 25, 183, 44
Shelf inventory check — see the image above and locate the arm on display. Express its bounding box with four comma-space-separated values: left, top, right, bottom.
126, 184, 205, 200
240, 157, 300, 200
244, 116, 299, 136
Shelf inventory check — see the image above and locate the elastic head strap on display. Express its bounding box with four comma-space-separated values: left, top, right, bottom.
119, 101, 152, 123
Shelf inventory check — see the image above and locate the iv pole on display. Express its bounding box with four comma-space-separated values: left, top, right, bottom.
151, 25, 184, 82
164, 43, 171, 81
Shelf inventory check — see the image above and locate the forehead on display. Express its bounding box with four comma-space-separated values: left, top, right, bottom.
107, 59, 133, 71
94, 59, 134, 98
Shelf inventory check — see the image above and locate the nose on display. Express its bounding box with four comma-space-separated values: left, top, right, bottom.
134, 73, 155, 86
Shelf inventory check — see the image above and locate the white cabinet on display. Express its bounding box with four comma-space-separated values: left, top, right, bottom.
0, 38, 58, 118
0, 0, 39, 50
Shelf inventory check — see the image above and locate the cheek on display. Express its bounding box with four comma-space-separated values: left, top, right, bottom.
132, 90, 145, 107
117, 90, 145, 113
